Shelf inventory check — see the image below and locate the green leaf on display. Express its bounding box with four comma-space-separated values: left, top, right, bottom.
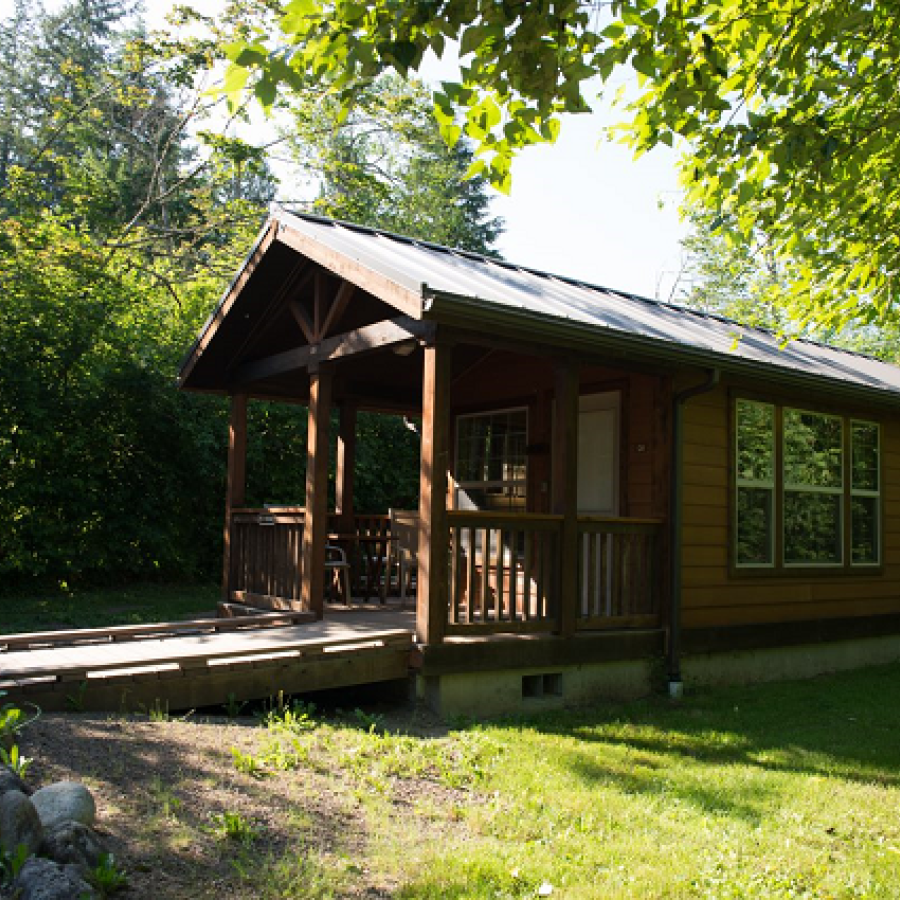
222, 64, 250, 95
281, 0, 320, 33
254, 77, 277, 111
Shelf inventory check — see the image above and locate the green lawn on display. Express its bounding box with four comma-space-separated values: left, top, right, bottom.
218, 663, 900, 899
0, 582, 219, 633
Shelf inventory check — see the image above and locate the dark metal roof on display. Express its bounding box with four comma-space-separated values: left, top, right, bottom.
271, 208, 900, 403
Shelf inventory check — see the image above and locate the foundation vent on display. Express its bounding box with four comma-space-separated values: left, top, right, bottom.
522, 672, 563, 699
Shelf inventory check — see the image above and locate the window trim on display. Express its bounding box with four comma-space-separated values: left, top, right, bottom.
730, 396, 883, 575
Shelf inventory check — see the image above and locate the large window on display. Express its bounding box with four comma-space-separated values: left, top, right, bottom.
455, 408, 527, 511
734, 400, 881, 570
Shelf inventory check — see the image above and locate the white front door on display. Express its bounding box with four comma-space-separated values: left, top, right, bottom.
577, 392, 620, 515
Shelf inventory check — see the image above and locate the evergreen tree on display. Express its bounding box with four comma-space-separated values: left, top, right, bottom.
287, 76, 503, 254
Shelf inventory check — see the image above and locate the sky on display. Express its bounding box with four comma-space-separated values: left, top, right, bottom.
1, 0, 688, 301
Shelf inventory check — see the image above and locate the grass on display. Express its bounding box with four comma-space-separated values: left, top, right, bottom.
0, 582, 218, 634
187, 663, 900, 898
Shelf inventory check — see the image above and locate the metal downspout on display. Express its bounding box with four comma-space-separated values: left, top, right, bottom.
668, 368, 721, 697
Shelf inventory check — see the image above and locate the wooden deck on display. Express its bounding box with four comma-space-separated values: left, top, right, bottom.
0, 605, 416, 713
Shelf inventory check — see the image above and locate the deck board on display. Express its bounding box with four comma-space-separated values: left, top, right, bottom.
0, 606, 416, 711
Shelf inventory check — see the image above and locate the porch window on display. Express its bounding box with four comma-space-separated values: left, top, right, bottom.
455, 407, 527, 511
733, 400, 881, 570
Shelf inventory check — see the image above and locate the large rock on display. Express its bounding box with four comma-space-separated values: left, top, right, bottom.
42, 820, 108, 872
0, 789, 43, 855
30, 782, 96, 830
0, 762, 30, 797
14, 856, 96, 900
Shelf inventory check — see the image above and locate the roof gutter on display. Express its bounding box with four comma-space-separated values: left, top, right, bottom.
668, 368, 720, 698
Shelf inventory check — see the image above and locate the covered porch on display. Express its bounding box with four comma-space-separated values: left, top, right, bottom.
189, 217, 671, 650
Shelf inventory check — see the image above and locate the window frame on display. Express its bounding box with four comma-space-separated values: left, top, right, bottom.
730, 395, 882, 575
782, 407, 845, 568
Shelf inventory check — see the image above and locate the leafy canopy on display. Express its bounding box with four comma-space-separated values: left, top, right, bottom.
223, 0, 900, 330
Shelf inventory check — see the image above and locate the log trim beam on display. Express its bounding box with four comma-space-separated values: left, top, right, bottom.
230, 316, 435, 388
552, 360, 580, 638
335, 402, 357, 532
416, 342, 452, 645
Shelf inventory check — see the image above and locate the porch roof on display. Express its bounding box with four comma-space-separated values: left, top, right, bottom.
179, 208, 900, 406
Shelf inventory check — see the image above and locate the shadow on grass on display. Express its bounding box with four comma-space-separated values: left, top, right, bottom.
488, 661, 900, 823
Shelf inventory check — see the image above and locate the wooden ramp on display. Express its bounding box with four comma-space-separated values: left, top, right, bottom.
0, 609, 415, 713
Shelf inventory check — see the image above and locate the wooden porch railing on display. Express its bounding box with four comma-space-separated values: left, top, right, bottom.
229, 507, 306, 607
227, 507, 663, 632
446, 511, 662, 636
447, 511, 563, 635
227, 509, 393, 608
577, 517, 662, 630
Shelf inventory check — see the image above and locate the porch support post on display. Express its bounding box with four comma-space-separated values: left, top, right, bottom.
552, 360, 579, 637
301, 365, 334, 619
335, 402, 357, 532
222, 392, 248, 603
416, 342, 452, 645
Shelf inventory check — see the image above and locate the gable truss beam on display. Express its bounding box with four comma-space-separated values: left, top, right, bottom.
230, 316, 435, 388
290, 277, 356, 345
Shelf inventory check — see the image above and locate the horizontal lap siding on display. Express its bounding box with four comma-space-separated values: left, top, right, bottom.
680, 382, 900, 628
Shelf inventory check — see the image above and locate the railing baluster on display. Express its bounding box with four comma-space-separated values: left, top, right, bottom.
451, 526, 461, 624
470, 527, 478, 622
480, 527, 489, 623
571, 516, 663, 630
522, 530, 532, 621
442, 512, 660, 636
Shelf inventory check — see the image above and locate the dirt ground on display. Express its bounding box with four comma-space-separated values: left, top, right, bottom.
20, 704, 466, 899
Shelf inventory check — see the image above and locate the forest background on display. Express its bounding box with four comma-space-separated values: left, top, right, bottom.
0, 0, 506, 592
2, 0, 894, 595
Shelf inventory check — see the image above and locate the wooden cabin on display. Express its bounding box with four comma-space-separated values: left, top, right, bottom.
178, 209, 900, 715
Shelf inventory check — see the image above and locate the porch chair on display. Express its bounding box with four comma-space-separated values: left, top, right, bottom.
384, 509, 419, 609
325, 544, 353, 605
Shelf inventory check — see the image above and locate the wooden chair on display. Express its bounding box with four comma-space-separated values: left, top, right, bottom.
385, 509, 419, 608
325, 544, 352, 604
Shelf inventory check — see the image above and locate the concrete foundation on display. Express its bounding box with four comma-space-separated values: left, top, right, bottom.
417, 630, 900, 718
683, 632, 900, 689
418, 658, 654, 719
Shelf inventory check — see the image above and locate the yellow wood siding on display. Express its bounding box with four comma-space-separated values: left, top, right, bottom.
680, 381, 900, 628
